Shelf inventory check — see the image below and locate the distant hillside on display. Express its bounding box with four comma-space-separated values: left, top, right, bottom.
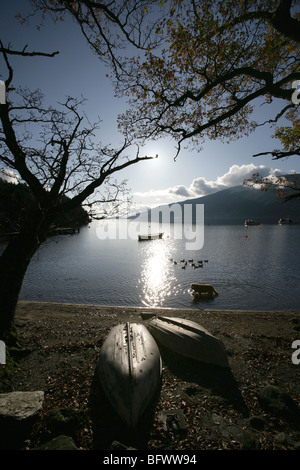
181, 184, 300, 224
136, 179, 300, 225
0, 179, 90, 234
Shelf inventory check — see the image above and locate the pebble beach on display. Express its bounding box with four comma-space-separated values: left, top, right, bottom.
1, 300, 300, 451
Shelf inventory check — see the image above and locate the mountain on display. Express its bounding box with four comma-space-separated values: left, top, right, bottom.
135, 178, 300, 225
180, 184, 299, 224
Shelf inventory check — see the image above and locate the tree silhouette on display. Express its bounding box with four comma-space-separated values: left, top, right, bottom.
0, 41, 155, 344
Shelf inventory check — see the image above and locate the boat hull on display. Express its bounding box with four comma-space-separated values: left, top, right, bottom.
147, 316, 229, 368
138, 232, 163, 241
96, 322, 162, 427
245, 219, 260, 226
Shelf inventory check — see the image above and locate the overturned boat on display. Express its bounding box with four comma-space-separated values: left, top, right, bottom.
147, 316, 229, 368
96, 322, 162, 428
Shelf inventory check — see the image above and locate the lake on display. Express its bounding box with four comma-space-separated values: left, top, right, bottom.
2, 220, 298, 312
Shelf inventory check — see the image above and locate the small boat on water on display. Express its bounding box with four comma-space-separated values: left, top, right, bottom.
245, 219, 260, 226
278, 218, 293, 225
147, 316, 229, 368
96, 322, 162, 428
138, 232, 164, 241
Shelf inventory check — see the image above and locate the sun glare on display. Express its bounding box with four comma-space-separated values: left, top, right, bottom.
140, 241, 173, 307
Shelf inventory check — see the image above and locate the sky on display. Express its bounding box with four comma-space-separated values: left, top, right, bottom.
1, 0, 300, 209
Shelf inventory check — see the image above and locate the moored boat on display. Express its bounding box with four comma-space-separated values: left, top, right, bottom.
96, 322, 162, 428
147, 316, 229, 368
245, 219, 260, 226
278, 218, 293, 225
138, 232, 163, 241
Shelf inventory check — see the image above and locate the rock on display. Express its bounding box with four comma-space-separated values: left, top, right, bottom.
275, 432, 295, 446
191, 283, 219, 297
246, 415, 267, 431
35, 435, 79, 450
48, 408, 88, 439
157, 409, 187, 435
257, 385, 300, 423
275, 432, 300, 449
110, 441, 137, 450
212, 413, 259, 450
0, 391, 44, 449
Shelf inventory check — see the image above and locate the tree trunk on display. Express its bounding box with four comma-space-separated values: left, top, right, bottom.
0, 211, 49, 345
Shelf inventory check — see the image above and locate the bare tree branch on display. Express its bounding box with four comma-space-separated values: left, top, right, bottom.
0, 42, 59, 58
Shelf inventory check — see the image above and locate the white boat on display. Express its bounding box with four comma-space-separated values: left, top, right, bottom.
147, 316, 229, 368
96, 322, 162, 428
245, 219, 260, 226
138, 232, 163, 241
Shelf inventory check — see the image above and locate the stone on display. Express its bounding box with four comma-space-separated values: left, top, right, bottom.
275, 432, 295, 447
110, 441, 137, 450
257, 385, 300, 422
157, 409, 187, 435
191, 283, 219, 297
0, 391, 44, 449
274, 432, 300, 449
212, 413, 259, 450
48, 408, 87, 438
247, 415, 267, 431
35, 435, 79, 450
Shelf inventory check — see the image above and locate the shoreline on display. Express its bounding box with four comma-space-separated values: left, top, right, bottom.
17, 298, 300, 315
2, 301, 300, 450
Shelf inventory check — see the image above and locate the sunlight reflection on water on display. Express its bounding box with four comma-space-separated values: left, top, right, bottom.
139, 239, 176, 307
3, 221, 299, 311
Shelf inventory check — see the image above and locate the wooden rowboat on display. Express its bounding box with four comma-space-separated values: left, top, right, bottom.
138, 232, 163, 241
96, 322, 162, 428
147, 316, 229, 368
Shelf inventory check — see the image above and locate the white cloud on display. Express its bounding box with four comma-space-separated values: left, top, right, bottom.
133, 163, 284, 205
215, 164, 282, 188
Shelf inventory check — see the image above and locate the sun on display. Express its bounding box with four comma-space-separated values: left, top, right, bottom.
151, 153, 159, 165
140, 144, 159, 162
145, 150, 159, 163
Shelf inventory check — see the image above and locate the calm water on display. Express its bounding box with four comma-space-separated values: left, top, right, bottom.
2, 221, 300, 311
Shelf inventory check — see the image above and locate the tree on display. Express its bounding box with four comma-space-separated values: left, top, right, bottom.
253, 107, 300, 159
0, 43, 155, 345
109, 0, 299, 159
0, 178, 89, 234
30, 1, 300, 158
29, 0, 164, 76
244, 172, 300, 201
